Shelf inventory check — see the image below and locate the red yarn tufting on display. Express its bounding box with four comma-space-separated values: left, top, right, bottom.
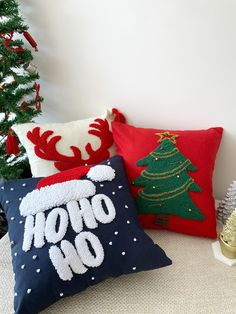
37, 165, 92, 189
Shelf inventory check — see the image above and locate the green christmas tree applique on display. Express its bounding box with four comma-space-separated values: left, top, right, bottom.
133, 132, 205, 221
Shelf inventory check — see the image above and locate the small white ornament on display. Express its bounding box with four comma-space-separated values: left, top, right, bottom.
121, 251, 126, 256
114, 231, 118, 235
32, 255, 37, 260
27, 289, 32, 294
21, 264, 25, 270
36, 269, 41, 273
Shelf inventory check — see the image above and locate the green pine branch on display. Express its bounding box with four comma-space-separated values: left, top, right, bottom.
0, 0, 43, 180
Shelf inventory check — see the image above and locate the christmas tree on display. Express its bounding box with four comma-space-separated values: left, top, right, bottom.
221, 210, 236, 247
133, 132, 205, 221
217, 181, 236, 225
0, 0, 42, 180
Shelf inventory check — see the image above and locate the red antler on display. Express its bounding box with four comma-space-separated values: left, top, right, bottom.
26, 118, 113, 171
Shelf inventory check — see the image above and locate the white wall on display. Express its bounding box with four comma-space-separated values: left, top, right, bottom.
20, 0, 236, 199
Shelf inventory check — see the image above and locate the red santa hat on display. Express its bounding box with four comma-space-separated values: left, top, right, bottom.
19, 165, 116, 217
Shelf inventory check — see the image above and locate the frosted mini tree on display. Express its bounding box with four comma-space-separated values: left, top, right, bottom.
133, 132, 205, 223
0, 0, 42, 180
217, 181, 236, 225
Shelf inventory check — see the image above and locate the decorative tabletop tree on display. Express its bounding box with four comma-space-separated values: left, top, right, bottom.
220, 209, 236, 259
133, 132, 205, 226
0, 0, 42, 180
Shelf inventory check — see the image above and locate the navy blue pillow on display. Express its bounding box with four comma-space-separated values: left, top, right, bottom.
0, 156, 171, 314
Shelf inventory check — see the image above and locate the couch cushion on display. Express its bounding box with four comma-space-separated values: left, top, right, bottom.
112, 122, 223, 238
0, 156, 171, 314
0, 225, 235, 314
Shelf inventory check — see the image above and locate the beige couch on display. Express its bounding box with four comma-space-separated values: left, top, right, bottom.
1, 224, 236, 314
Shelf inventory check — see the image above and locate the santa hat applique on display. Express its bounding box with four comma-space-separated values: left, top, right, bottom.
19, 165, 116, 217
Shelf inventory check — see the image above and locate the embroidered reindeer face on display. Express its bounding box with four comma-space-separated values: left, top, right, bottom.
26, 119, 114, 171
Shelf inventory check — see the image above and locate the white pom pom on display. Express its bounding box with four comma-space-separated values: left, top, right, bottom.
87, 165, 115, 182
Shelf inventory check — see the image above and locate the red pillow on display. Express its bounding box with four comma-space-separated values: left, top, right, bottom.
112, 122, 223, 238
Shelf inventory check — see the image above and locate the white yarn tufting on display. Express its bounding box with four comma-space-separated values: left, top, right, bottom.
45, 208, 69, 244
87, 165, 115, 182
49, 240, 87, 281
20, 180, 96, 217
22, 213, 46, 252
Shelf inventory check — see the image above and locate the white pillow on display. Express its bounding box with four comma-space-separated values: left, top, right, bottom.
12, 109, 118, 177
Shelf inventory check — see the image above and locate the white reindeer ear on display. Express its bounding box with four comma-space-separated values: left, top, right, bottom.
87, 165, 115, 182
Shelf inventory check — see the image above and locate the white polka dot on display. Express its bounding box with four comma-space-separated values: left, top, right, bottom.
11, 241, 14, 245
21, 264, 25, 270
6, 200, 9, 204
19, 221, 23, 224
27, 289, 31, 294
100, 184, 104, 187
59, 293, 64, 297
32, 255, 37, 260
10, 217, 15, 221
153, 186, 156, 189
91, 277, 95, 280
127, 220, 130, 224
114, 231, 118, 235
22, 183, 27, 187
133, 238, 137, 242
109, 241, 112, 245
107, 161, 111, 165
118, 186, 123, 189
14, 252, 18, 256
10, 188, 14, 191
36, 269, 41, 273
19, 197, 22, 201
125, 205, 128, 208
14, 292, 17, 297
112, 191, 115, 195
132, 267, 136, 271
122, 251, 126, 256
1, 186, 4, 190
